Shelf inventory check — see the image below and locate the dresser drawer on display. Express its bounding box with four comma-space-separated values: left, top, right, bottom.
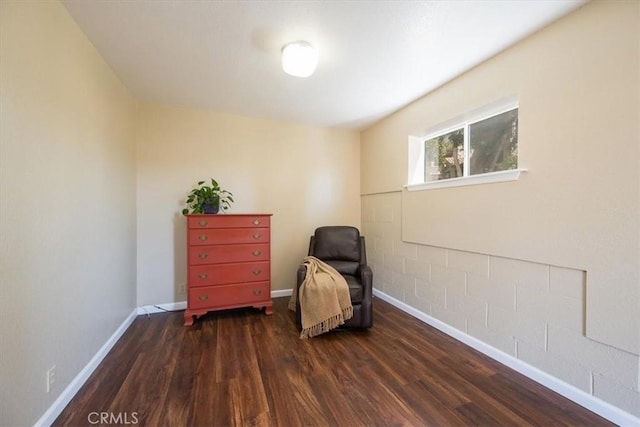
188, 215, 270, 229
189, 261, 270, 287
188, 243, 269, 264
188, 227, 269, 246
188, 282, 270, 309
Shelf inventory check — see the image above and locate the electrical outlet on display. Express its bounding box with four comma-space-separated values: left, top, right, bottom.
178, 283, 186, 294
46, 366, 56, 393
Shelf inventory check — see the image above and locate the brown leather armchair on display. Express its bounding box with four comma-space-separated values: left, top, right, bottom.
296, 226, 373, 329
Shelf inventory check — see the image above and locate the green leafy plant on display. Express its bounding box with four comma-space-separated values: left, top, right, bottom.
181, 178, 234, 215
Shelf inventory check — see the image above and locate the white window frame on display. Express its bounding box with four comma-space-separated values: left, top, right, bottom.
406, 95, 526, 191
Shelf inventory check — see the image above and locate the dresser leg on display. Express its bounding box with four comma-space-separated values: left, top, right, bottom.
184, 312, 195, 326
264, 302, 273, 315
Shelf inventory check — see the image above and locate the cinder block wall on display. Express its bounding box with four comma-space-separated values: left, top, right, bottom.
362, 191, 639, 417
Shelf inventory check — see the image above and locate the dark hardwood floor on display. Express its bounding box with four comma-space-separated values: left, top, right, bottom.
54, 297, 612, 426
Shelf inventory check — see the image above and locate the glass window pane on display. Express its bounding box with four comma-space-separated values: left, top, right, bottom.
424, 128, 465, 182
469, 109, 518, 175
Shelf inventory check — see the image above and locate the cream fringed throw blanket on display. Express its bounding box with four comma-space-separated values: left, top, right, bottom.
288, 256, 353, 339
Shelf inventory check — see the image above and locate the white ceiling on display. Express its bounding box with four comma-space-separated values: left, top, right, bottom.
62, 0, 585, 130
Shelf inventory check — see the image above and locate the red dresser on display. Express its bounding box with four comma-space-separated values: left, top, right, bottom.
184, 214, 273, 326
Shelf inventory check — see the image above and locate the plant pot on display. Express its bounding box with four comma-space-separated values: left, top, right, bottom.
202, 202, 220, 214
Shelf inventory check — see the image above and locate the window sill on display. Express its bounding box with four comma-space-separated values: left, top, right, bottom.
405, 168, 527, 191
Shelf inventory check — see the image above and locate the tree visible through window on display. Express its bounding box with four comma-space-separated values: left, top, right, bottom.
425, 128, 465, 181
424, 108, 518, 182
469, 109, 518, 175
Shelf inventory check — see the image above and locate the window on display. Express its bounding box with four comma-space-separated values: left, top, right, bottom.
407, 99, 524, 191
469, 109, 518, 176
425, 108, 518, 182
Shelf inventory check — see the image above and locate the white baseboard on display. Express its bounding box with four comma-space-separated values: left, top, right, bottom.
271, 288, 293, 298
137, 301, 187, 315
34, 308, 138, 427
373, 289, 640, 427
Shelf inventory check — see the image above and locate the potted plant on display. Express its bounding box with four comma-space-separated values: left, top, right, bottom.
181, 178, 234, 215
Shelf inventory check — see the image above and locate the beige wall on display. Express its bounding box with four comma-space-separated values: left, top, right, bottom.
361, 0, 639, 417
362, 0, 639, 355
136, 103, 360, 306
0, 1, 137, 426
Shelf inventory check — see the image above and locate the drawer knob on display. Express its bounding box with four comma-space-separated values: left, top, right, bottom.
199, 273, 208, 279
253, 219, 260, 225
253, 289, 262, 296
252, 250, 261, 256
198, 253, 208, 259
199, 220, 208, 226
199, 235, 208, 241
252, 269, 261, 275
253, 233, 261, 240
198, 295, 208, 302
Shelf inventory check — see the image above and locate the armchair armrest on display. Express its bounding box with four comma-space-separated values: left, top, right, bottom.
357, 265, 373, 299
358, 264, 373, 291
357, 264, 374, 328
297, 264, 307, 288
294, 264, 307, 328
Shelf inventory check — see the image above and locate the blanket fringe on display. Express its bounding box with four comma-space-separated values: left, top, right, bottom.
299, 306, 353, 339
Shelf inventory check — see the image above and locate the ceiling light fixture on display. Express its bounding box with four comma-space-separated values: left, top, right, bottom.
281, 41, 318, 78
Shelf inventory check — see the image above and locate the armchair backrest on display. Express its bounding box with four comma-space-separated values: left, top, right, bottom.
308, 226, 366, 275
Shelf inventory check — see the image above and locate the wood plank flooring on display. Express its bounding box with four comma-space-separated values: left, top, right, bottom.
54, 297, 613, 426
